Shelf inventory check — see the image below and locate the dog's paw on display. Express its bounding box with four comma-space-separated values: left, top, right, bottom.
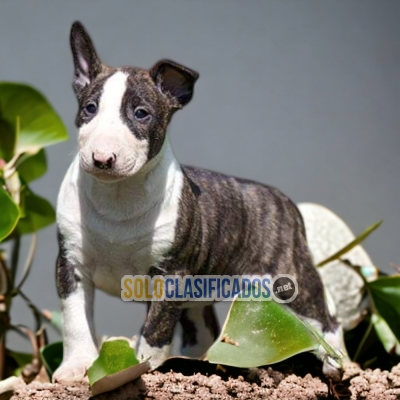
52, 360, 92, 384
137, 338, 170, 370
322, 357, 342, 382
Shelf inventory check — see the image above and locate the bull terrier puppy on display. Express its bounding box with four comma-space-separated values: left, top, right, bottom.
53, 21, 343, 383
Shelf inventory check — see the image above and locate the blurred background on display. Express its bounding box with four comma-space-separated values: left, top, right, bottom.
1, 0, 399, 353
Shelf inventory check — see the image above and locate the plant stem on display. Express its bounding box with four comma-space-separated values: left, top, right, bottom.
0, 336, 4, 380
10, 235, 20, 288
0, 236, 22, 380
354, 317, 373, 362
18, 290, 42, 333
0, 300, 9, 380
0, 253, 11, 381
14, 234, 37, 292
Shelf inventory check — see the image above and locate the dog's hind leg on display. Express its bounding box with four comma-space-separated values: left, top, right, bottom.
138, 301, 182, 369
180, 305, 219, 358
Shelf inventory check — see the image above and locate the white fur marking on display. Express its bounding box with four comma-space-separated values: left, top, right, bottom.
137, 336, 170, 370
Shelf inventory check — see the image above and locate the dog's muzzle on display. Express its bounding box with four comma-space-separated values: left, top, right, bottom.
92, 152, 117, 170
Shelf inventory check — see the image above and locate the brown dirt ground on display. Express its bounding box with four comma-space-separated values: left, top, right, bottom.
8, 355, 400, 400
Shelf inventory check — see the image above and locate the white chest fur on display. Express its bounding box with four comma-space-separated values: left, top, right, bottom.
57, 140, 184, 296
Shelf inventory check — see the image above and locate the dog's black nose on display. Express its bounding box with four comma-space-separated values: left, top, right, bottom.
92, 152, 117, 170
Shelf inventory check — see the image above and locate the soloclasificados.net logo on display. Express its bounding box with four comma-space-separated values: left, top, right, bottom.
121, 274, 298, 303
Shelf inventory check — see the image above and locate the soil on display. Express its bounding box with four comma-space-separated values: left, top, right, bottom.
8, 354, 400, 400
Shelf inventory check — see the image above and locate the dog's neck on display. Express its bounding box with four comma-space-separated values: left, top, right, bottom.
79, 138, 182, 221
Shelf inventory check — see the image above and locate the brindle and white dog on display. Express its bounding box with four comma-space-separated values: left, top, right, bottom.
53, 21, 343, 384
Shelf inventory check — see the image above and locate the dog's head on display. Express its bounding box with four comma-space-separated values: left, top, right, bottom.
70, 21, 198, 182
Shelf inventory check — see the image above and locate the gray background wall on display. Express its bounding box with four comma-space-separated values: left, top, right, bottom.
1, 0, 399, 353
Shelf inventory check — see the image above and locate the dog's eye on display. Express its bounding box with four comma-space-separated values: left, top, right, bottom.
134, 108, 149, 120
84, 102, 98, 115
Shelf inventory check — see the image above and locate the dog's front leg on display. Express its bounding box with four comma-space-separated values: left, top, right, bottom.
138, 301, 182, 369
53, 252, 98, 384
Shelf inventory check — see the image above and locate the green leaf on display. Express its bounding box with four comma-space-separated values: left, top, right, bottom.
14, 188, 55, 234
0, 117, 15, 162
88, 340, 149, 396
206, 296, 327, 368
0, 82, 68, 156
40, 341, 63, 378
372, 313, 399, 354
0, 186, 20, 242
88, 340, 140, 386
317, 221, 382, 267
17, 149, 47, 183
367, 276, 400, 342
91, 361, 150, 396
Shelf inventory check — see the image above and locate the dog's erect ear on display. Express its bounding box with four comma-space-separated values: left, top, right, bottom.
150, 60, 199, 107
70, 21, 102, 93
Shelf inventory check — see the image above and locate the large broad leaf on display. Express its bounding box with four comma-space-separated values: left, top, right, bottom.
367, 276, 400, 342
206, 297, 335, 368
0, 82, 68, 157
88, 339, 150, 396
0, 186, 20, 242
17, 149, 47, 183
14, 188, 55, 234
